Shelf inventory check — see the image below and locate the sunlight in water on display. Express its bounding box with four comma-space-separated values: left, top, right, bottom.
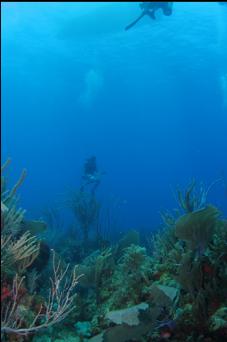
79, 68, 104, 109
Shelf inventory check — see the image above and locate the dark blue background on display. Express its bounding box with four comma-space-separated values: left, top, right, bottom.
2, 2, 227, 232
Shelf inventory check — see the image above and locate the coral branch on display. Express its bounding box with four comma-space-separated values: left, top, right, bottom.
1, 158, 11, 173
9, 169, 27, 199
1, 250, 82, 336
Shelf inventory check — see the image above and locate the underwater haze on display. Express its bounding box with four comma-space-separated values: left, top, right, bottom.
2, 1, 227, 230
2, 3, 227, 342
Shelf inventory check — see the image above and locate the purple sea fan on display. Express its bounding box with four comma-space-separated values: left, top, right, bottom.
156, 319, 176, 331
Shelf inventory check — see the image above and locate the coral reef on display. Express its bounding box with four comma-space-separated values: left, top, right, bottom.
66, 181, 226, 341
1, 162, 226, 341
1, 161, 80, 340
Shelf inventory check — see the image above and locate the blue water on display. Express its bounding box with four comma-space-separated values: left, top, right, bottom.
2, 2, 227, 232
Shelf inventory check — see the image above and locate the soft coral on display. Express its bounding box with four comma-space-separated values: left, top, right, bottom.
1, 285, 11, 302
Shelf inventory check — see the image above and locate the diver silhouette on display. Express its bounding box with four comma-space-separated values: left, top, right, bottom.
125, 2, 173, 31
80, 156, 104, 195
